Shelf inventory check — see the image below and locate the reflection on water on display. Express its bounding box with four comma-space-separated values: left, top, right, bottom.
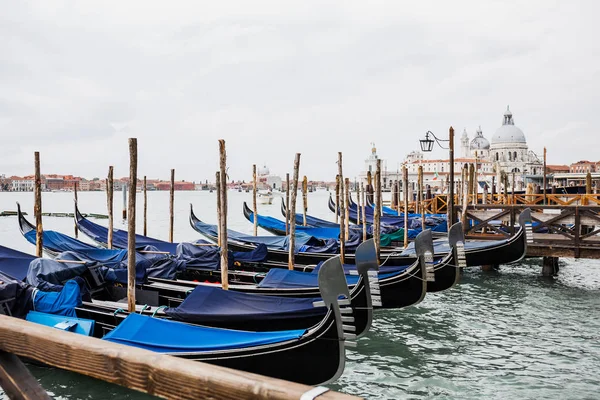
1, 191, 599, 399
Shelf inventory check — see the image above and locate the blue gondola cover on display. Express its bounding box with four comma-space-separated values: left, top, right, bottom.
165, 285, 325, 323
103, 313, 306, 352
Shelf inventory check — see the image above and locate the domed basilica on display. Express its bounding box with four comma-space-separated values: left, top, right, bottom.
461, 106, 543, 182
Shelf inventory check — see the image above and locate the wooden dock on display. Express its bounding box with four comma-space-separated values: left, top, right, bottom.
456, 205, 600, 260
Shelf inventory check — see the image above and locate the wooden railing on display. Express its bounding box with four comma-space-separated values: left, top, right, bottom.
453, 205, 600, 259
391, 194, 600, 214
0, 315, 360, 400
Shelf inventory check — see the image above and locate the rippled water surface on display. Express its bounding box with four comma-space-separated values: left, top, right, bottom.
1, 191, 599, 399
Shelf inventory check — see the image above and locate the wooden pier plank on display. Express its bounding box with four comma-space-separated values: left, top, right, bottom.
0, 315, 360, 400
0, 351, 50, 400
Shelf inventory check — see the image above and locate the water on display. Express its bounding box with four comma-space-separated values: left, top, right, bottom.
1, 191, 599, 399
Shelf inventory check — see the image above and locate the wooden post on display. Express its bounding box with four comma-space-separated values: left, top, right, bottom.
122, 182, 127, 220
448, 126, 455, 225
34, 152, 43, 258
0, 351, 51, 399
585, 172, 592, 205
215, 171, 221, 247
375, 159, 382, 259
253, 165, 258, 236
512, 172, 516, 205
403, 165, 409, 248
302, 175, 308, 226
106, 166, 113, 249
169, 169, 175, 243
334, 174, 340, 224
366, 171, 374, 204
127, 138, 137, 313
361, 182, 367, 242
543, 147, 547, 205
288, 154, 301, 270
338, 153, 346, 264
74, 181, 78, 238
461, 164, 469, 231
285, 173, 290, 235
418, 165, 425, 232
356, 180, 361, 226
468, 163, 475, 205
344, 178, 350, 240
143, 176, 147, 236
218, 140, 229, 289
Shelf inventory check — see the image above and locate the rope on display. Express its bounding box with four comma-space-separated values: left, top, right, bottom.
139, 304, 150, 314
151, 305, 168, 317
113, 308, 125, 316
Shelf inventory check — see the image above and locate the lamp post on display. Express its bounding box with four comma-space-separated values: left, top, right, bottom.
420, 128, 455, 227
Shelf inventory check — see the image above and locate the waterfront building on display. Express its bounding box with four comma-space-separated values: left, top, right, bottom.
256, 165, 282, 190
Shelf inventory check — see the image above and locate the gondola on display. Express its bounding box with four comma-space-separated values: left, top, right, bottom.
192, 203, 418, 265
280, 198, 340, 228
242, 201, 360, 242
0, 251, 353, 385
328, 195, 449, 234
401, 208, 532, 266
16, 207, 378, 334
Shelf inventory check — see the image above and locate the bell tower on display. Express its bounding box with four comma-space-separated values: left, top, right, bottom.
460, 128, 470, 157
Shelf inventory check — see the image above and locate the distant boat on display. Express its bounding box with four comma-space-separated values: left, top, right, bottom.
257, 190, 274, 205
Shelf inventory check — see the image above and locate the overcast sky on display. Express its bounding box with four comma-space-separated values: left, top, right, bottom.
1, 1, 598, 182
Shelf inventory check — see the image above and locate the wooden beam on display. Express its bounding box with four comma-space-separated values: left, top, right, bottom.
219, 140, 229, 290
288, 153, 301, 270
338, 153, 345, 264
34, 152, 43, 258
0, 316, 360, 400
0, 351, 50, 399
127, 138, 137, 313
253, 165, 258, 236
74, 181, 78, 239
285, 173, 290, 235
143, 176, 147, 237
169, 168, 175, 243
107, 166, 114, 250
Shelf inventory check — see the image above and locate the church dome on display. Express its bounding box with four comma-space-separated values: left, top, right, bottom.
258, 165, 270, 176
491, 106, 526, 144
470, 126, 490, 150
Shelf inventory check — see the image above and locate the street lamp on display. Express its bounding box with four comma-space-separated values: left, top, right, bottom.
419, 128, 455, 226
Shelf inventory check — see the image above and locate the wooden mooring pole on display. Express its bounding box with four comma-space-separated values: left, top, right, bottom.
143, 176, 147, 236
375, 159, 382, 259
418, 165, 425, 232
285, 173, 290, 235
289, 153, 301, 270
335, 174, 340, 224
122, 182, 127, 220
169, 169, 175, 243
403, 164, 409, 248
74, 181, 78, 238
344, 178, 350, 240
361, 182, 367, 242
338, 153, 346, 264
543, 146, 547, 205
127, 138, 137, 313
216, 171, 221, 247
253, 165, 258, 236
34, 152, 43, 258
219, 140, 229, 290
302, 175, 308, 226
107, 166, 114, 249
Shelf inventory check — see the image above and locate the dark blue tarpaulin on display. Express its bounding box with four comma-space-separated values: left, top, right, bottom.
165, 284, 325, 323
0, 244, 35, 281
192, 218, 325, 252
103, 313, 306, 352
77, 216, 179, 254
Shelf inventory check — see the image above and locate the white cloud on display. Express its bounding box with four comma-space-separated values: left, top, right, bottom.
1, 0, 598, 181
